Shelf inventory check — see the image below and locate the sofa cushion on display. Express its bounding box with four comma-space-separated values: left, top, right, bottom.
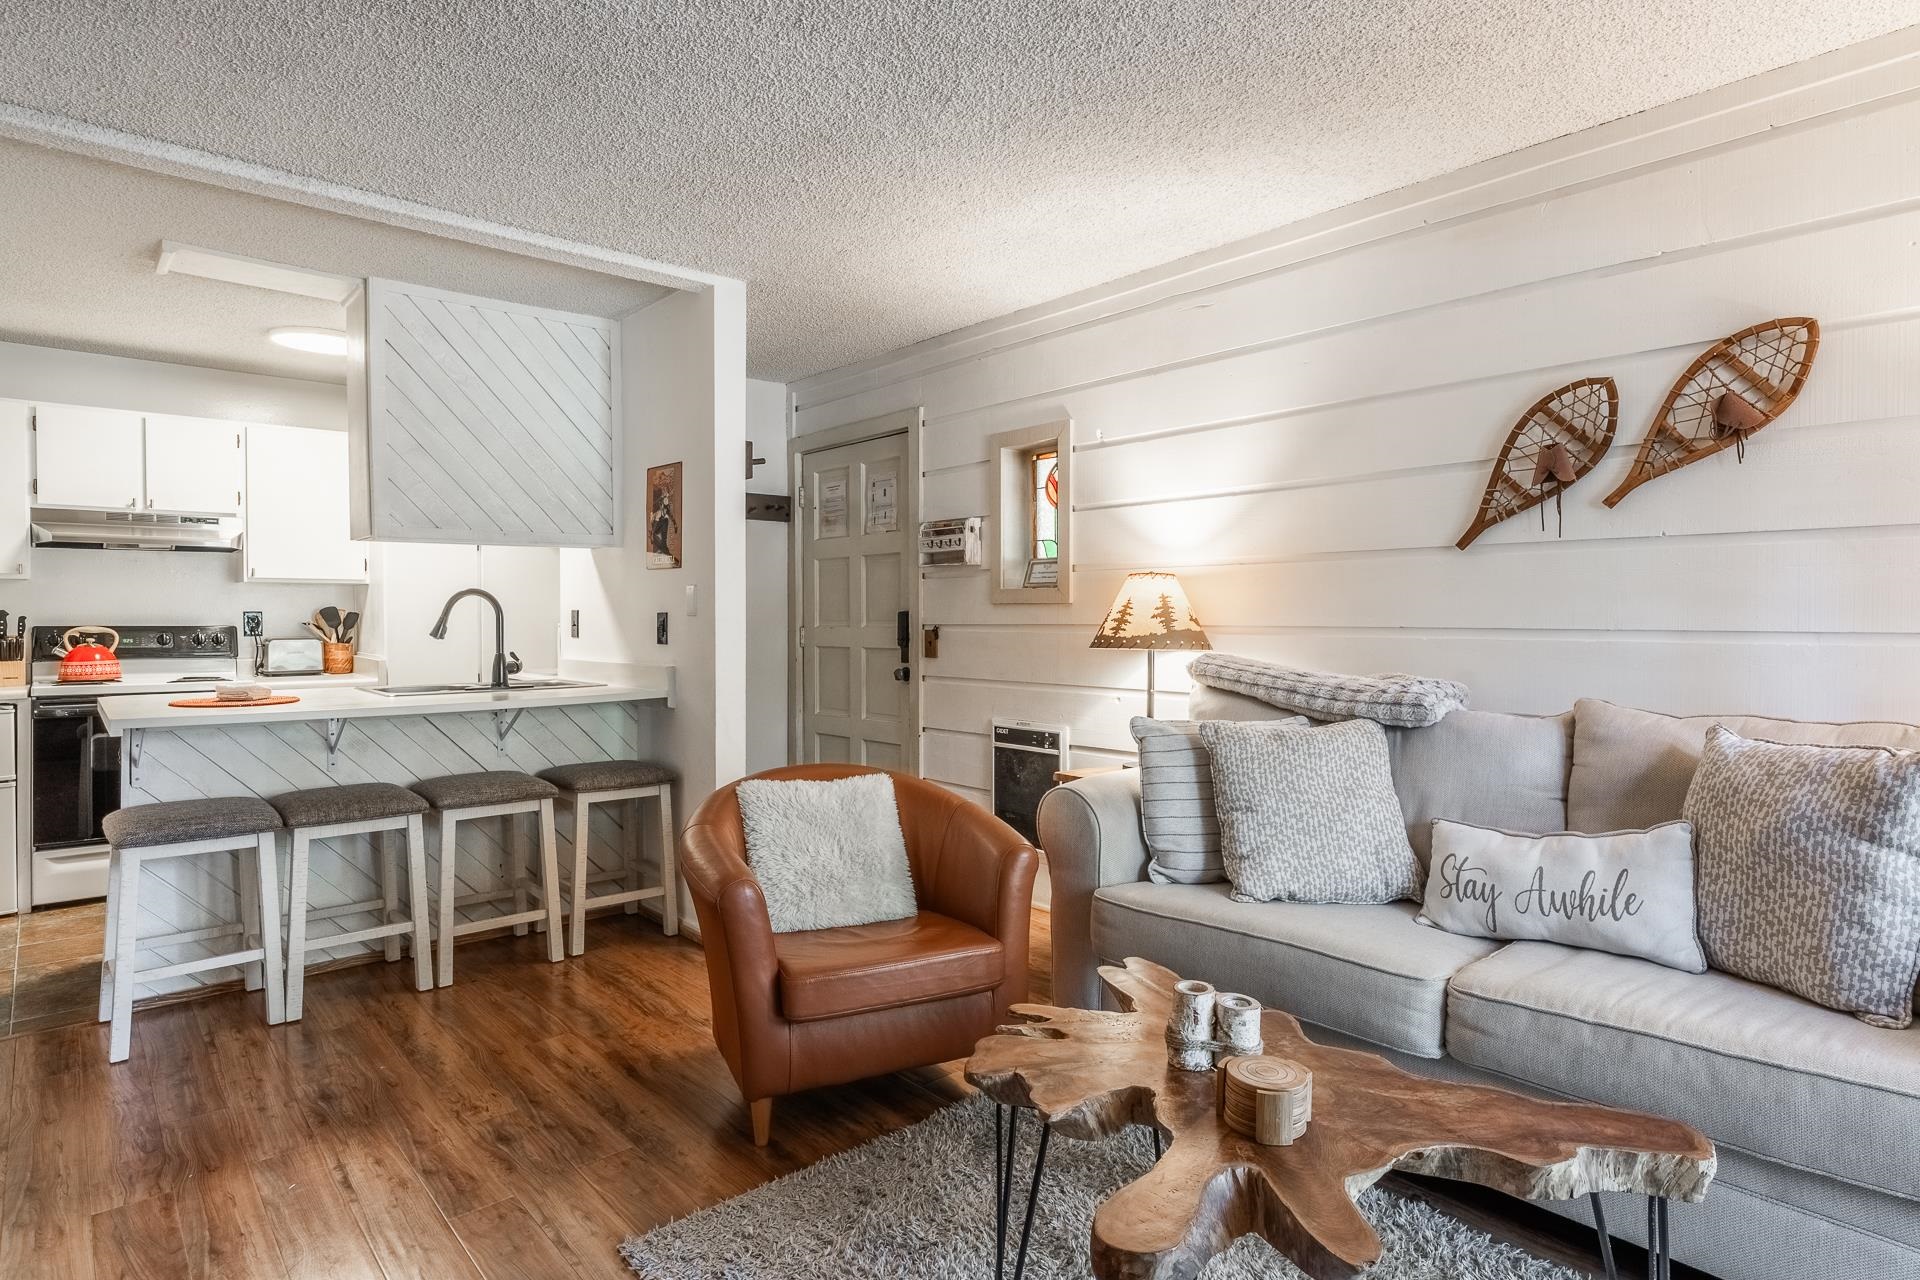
1447, 941, 1920, 1199
1568, 699, 1920, 833
774, 911, 1003, 1022
1090, 882, 1500, 1057
1388, 709, 1571, 868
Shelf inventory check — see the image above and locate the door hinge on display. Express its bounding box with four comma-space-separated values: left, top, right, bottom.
29, 479, 35, 496
798, 627, 806, 647
234, 432, 241, 447
796, 484, 805, 509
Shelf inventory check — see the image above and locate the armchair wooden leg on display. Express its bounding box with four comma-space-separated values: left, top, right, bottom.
750, 1097, 773, 1147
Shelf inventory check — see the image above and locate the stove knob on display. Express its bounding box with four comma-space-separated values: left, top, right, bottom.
154, 632, 174, 647
189, 632, 206, 648
210, 632, 227, 648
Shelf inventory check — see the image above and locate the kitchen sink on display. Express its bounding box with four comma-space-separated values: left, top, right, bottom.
366, 678, 604, 697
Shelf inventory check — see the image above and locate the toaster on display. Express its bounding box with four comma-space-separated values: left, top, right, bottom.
256, 637, 324, 676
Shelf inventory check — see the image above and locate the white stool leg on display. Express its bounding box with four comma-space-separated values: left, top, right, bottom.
512, 814, 533, 937
254, 834, 286, 1027
657, 787, 679, 937
237, 844, 264, 993
98, 845, 120, 1023
538, 798, 564, 962
108, 848, 142, 1063
284, 829, 313, 1023
569, 795, 591, 957
380, 829, 403, 963
405, 814, 432, 992
436, 814, 458, 987
622, 796, 641, 915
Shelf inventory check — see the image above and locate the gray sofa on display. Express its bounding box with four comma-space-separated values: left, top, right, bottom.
1038, 687, 1920, 1280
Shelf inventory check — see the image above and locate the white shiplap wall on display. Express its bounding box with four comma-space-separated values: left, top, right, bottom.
789, 44, 1920, 802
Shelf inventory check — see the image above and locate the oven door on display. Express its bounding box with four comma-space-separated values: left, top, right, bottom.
32, 697, 120, 850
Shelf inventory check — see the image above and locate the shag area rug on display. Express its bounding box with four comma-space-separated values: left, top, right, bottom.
621, 1096, 1586, 1279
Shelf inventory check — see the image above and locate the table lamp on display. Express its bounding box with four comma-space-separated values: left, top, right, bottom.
1090, 571, 1211, 719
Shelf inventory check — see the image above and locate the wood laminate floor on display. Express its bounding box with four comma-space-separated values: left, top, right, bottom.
0, 907, 1704, 1279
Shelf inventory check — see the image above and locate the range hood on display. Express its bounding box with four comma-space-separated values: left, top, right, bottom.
32, 510, 241, 552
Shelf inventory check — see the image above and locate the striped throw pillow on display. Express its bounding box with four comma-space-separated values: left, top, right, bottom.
1132, 715, 1306, 884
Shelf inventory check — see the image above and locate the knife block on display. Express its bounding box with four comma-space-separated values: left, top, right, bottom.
0, 658, 24, 688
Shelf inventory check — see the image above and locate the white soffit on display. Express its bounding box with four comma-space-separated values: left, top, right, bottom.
0, 2, 1916, 380
157, 242, 360, 305
0, 139, 669, 384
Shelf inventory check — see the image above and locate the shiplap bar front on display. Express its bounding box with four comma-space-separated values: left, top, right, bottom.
112, 698, 660, 1000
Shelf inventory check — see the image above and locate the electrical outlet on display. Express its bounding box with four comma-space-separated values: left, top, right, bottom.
656, 612, 669, 645
241, 611, 264, 637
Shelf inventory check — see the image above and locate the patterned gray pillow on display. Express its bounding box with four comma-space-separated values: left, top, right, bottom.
1131, 715, 1306, 884
1684, 725, 1920, 1028
1198, 718, 1421, 905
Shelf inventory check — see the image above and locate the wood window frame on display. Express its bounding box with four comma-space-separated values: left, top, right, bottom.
988, 420, 1072, 605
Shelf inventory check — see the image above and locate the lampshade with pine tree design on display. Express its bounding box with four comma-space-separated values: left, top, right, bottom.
1089, 572, 1211, 650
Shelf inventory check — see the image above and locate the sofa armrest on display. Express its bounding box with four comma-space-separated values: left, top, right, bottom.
1037, 769, 1148, 1009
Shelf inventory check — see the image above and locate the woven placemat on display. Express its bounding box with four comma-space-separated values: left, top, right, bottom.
166, 694, 303, 708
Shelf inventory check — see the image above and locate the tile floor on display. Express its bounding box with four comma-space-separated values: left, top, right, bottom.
1, 899, 107, 1037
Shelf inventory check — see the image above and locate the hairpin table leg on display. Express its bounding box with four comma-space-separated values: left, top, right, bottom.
1590, 1193, 1618, 1280
990, 1103, 1052, 1280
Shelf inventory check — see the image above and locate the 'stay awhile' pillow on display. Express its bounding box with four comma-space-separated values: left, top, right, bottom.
1418, 820, 1706, 973
736, 773, 917, 933
1131, 714, 1306, 885
1198, 718, 1420, 905
1684, 726, 1920, 1028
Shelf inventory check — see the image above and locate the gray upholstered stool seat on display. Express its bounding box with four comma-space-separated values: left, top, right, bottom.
412, 770, 559, 809
538, 759, 676, 792
269, 782, 430, 829
539, 759, 679, 953
272, 782, 436, 1019
415, 769, 565, 985
98, 798, 286, 1062
103, 797, 281, 848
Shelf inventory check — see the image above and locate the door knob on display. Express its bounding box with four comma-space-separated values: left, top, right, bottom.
894, 666, 911, 682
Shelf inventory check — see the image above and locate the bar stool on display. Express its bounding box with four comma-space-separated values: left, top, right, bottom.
97, 798, 284, 1064
410, 770, 564, 986
537, 760, 678, 955
270, 782, 434, 1020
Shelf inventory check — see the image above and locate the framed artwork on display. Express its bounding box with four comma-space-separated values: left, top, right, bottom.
646, 462, 683, 569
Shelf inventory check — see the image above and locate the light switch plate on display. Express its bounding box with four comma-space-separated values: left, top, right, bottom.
684, 583, 698, 617
569, 609, 580, 639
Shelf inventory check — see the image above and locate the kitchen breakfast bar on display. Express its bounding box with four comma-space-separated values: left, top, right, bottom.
94, 671, 676, 1002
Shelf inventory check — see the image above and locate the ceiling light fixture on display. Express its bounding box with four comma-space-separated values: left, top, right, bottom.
267, 326, 351, 356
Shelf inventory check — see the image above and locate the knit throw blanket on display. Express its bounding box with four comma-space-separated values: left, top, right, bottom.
1187, 652, 1468, 729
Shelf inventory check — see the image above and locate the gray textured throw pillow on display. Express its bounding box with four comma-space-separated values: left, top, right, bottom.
737, 773, 917, 933
1131, 715, 1306, 884
1419, 819, 1707, 972
1684, 726, 1920, 1028
1198, 718, 1421, 905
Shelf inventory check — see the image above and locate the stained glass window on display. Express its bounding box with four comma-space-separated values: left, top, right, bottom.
1030, 449, 1059, 561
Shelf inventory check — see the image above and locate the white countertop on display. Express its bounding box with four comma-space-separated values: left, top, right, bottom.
0, 686, 27, 703
97, 673, 674, 732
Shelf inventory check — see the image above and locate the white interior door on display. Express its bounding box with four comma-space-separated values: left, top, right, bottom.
799, 432, 911, 768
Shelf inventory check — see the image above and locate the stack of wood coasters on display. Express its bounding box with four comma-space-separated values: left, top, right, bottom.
1219, 1055, 1313, 1146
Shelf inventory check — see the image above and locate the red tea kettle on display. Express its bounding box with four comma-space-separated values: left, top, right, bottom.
56, 626, 122, 683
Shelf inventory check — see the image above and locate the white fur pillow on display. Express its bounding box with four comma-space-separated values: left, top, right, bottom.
736, 773, 917, 933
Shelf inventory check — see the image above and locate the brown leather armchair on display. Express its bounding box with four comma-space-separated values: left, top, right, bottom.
680, 765, 1039, 1145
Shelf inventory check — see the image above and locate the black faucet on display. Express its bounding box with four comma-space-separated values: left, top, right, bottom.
429, 588, 521, 689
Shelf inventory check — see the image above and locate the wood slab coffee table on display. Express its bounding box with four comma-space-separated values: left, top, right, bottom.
965, 958, 1714, 1280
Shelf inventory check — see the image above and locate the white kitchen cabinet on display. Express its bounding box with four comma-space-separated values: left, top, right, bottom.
243, 424, 369, 583
33, 403, 145, 510
145, 415, 243, 516
0, 402, 31, 578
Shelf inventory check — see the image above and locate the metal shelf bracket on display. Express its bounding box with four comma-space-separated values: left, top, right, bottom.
126, 729, 144, 788
322, 718, 350, 769
491, 708, 524, 751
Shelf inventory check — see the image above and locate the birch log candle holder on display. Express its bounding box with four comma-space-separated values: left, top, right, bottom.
1219, 1055, 1313, 1146
1214, 992, 1263, 1057
1165, 979, 1217, 1071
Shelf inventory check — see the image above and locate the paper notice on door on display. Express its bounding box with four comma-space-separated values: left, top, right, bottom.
865, 467, 898, 534
819, 475, 850, 539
